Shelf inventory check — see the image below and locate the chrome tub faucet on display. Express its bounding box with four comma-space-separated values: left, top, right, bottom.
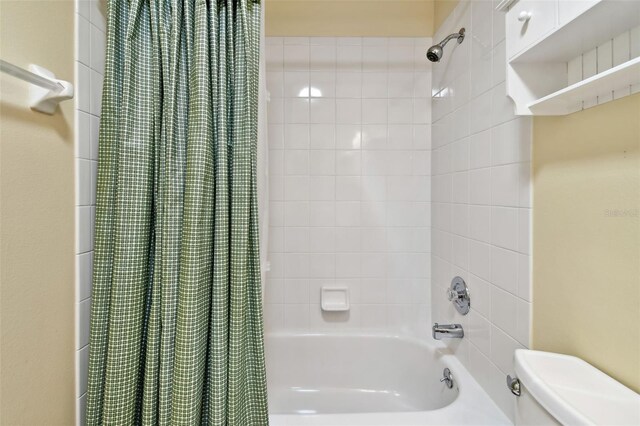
432, 323, 464, 340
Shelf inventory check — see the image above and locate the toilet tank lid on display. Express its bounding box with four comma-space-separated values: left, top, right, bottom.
514, 350, 640, 426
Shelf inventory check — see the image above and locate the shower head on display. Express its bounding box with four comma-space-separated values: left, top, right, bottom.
426, 28, 465, 63
426, 45, 444, 62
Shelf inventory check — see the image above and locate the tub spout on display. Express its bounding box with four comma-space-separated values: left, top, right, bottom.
432, 323, 464, 340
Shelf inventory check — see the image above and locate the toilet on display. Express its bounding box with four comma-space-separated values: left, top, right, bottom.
513, 350, 640, 425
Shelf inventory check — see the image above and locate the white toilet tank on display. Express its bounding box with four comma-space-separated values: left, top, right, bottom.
515, 384, 560, 425
513, 350, 640, 425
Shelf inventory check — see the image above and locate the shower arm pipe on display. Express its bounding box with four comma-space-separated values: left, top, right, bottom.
437, 29, 465, 48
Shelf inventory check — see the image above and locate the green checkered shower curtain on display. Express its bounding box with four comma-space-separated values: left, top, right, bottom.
85, 0, 268, 424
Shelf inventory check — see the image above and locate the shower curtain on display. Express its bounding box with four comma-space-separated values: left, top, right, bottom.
85, 0, 269, 424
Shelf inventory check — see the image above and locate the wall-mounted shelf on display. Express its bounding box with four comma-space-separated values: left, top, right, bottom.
512, 0, 640, 63
503, 0, 640, 116
528, 56, 640, 115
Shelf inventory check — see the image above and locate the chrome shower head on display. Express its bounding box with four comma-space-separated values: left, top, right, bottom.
426, 27, 465, 63
426, 45, 443, 62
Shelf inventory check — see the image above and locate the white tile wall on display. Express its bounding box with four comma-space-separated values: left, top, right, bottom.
265, 36, 433, 335
431, 1, 532, 421
75, 0, 106, 423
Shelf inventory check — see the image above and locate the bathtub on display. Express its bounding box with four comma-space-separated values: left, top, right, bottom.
266, 333, 511, 426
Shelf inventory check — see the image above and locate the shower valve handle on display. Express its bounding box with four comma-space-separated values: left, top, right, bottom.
447, 287, 467, 302
447, 288, 458, 301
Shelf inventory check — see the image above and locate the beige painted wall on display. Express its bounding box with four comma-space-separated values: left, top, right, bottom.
434, 0, 458, 31
265, 0, 435, 37
0, 1, 76, 424
533, 94, 640, 392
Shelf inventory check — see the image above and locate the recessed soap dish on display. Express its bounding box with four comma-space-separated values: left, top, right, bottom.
321, 287, 349, 312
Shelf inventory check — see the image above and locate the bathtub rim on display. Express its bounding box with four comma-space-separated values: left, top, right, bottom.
265, 331, 512, 425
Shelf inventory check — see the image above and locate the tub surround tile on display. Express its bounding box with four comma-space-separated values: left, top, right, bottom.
266, 36, 432, 336
431, 1, 532, 422
76, 252, 93, 302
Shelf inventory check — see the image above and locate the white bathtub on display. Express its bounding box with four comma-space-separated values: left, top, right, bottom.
266, 333, 511, 426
